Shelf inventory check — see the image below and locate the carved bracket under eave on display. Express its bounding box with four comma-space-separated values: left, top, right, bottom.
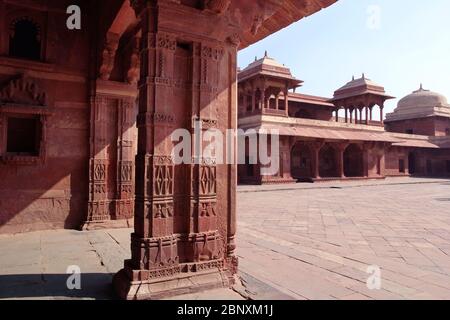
99, 32, 120, 81
0, 74, 47, 106
203, 0, 231, 15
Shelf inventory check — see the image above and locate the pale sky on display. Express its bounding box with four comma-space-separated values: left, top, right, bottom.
238, 0, 450, 116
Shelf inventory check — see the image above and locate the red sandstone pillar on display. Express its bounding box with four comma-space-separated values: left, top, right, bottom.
113, 0, 238, 300
336, 143, 348, 178
115, 98, 137, 221
252, 89, 256, 112
365, 106, 369, 125
362, 144, 370, 177
380, 105, 384, 124
243, 94, 248, 114
87, 96, 110, 224
311, 141, 323, 180
284, 87, 289, 116
345, 108, 348, 123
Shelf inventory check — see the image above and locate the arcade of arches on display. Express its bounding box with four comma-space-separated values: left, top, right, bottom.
290, 141, 377, 182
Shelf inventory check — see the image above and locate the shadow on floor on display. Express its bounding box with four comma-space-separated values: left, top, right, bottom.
0, 273, 116, 300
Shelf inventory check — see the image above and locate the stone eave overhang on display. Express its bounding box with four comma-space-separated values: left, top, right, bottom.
238, 0, 339, 50
330, 90, 395, 103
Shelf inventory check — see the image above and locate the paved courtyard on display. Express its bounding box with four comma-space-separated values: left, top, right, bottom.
1, 177, 450, 300
237, 177, 450, 299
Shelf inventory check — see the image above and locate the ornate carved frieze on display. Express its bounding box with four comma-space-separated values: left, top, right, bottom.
201, 45, 224, 61
157, 33, 177, 51
153, 160, 174, 197
191, 117, 218, 130
153, 202, 174, 219
131, 234, 179, 270
0, 75, 47, 106
191, 231, 224, 262
88, 200, 110, 222
200, 165, 216, 195
137, 112, 175, 127
119, 161, 133, 182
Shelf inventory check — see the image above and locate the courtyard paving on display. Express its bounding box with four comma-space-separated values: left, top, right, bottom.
1, 177, 450, 300
237, 177, 450, 300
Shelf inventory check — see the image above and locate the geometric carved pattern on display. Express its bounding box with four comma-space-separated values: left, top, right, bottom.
157, 33, 176, 51
120, 161, 133, 182
200, 201, 216, 217
154, 202, 174, 219
200, 165, 216, 195
94, 163, 106, 181
154, 164, 173, 196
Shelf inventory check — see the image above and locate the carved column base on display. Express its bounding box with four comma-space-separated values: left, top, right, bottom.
82, 219, 133, 231
113, 258, 235, 300
82, 200, 134, 230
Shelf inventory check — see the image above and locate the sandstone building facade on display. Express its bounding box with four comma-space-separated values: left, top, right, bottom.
237, 54, 450, 185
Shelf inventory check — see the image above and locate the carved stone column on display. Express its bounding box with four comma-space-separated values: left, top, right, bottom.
114, 0, 238, 300
87, 96, 110, 224
115, 98, 136, 221
362, 143, 373, 177
380, 104, 384, 124
310, 141, 324, 180
335, 142, 348, 178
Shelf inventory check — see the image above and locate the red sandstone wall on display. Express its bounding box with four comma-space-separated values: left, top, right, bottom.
0, 0, 94, 233
288, 102, 333, 121
386, 117, 450, 136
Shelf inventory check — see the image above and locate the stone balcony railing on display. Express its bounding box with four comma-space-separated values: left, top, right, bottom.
239, 113, 386, 133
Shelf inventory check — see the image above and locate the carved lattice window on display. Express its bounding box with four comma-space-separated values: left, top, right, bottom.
9, 17, 41, 61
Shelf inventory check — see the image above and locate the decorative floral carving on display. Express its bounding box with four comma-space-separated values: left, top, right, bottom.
204, 0, 231, 14
202, 45, 224, 61
0, 75, 47, 106
157, 33, 176, 51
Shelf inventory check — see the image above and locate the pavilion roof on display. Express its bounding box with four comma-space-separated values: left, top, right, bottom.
288, 92, 335, 107
330, 75, 395, 102
238, 52, 303, 86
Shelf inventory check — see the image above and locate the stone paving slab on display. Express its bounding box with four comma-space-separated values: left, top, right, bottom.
237, 177, 450, 300
1, 177, 450, 300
